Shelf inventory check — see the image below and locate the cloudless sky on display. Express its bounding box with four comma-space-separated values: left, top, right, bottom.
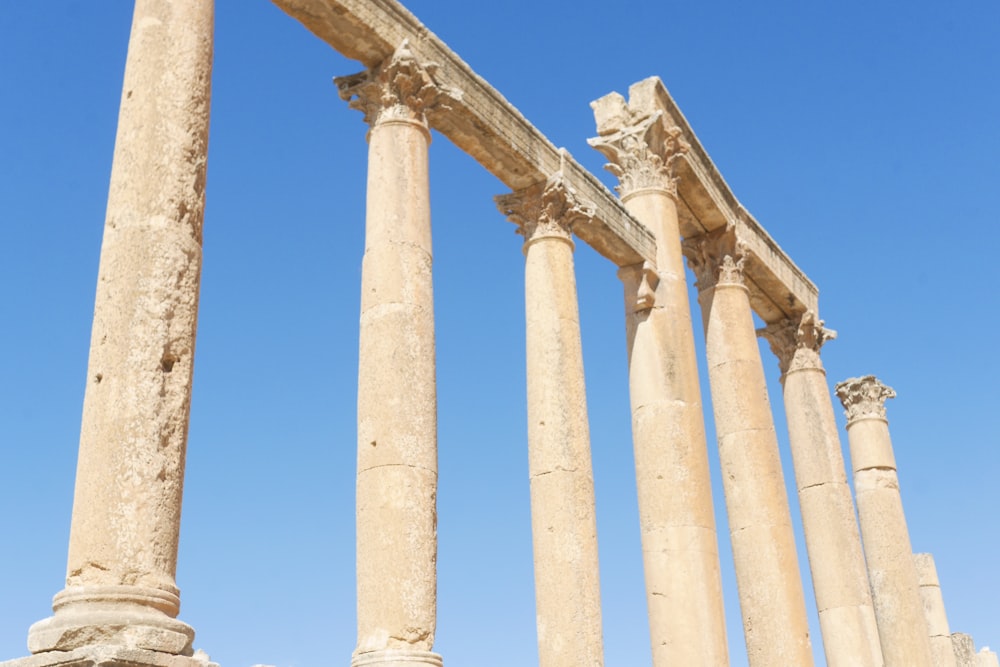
1, 2, 998, 666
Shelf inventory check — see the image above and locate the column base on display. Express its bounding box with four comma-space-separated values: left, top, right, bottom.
26, 586, 195, 656
351, 649, 442, 667
0, 647, 217, 667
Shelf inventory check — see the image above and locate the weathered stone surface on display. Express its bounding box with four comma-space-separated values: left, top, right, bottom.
496, 174, 604, 667
685, 227, 813, 667
977, 649, 1000, 667
758, 313, 883, 667
954, 634, 977, 667
914, 553, 958, 667
592, 84, 727, 667
837, 377, 934, 667
22, 0, 213, 659
0, 647, 217, 667
341, 42, 442, 666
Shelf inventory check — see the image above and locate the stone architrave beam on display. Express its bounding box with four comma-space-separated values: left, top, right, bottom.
270, 0, 818, 324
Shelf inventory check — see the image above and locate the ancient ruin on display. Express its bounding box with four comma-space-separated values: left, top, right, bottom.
2, 1, 995, 666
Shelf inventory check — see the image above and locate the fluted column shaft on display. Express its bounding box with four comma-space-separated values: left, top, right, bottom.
589, 100, 727, 666
496, 174, 604, 667
684, 228, 813, 667
26, 0, 213, 656
914, 553, 958, 667
337, 42, 444, 667
836, 376, 933, 667
759, 315, 883, 667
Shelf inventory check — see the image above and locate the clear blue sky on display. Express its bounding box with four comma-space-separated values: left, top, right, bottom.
1, 2, 998, 666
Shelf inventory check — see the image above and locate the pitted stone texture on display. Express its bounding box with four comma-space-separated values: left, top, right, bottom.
688, 230, 813, 667
25, 0, 212, 656
0, 647, 217, 667
914, 553, 958, 667
351, 49, 439, 659
498, 174, 604, 667
607, 144, 727, 663
954, 634, 977, 667
761, 312, 881, 667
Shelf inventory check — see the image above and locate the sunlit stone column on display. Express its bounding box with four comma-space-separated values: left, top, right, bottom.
759, 313, 882, 667
977, 649, 1000, 667
588, 93, 728, 667
836, 376, 933, 667
496, 172, 604, 667
953, 634, 977, 667
20, 0, 213, 661
336, 41, 445, 667
914, 553, 958, 667
683, 227, 813, 667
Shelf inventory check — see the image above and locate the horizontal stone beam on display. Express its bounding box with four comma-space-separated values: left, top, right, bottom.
631, 77, 819, 322
272, 0, 654, 267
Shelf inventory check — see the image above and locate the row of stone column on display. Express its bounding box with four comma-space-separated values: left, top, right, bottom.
7, 6, 994, 667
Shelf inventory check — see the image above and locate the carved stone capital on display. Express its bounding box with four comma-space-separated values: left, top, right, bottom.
495, 171, 596, 247
681, 226, 748, 290
335, 40, 447, 129
588, 106, 689, 198
835, 375, 896, 424
757, 310, 837, 377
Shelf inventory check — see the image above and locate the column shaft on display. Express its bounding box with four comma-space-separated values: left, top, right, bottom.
497, 175, 604, 667
685, 230, 813, 667
760, 315, 883, 667
836, 377, 934, 667
914, 553, 958, 667
589, 100, 727, 666
27, 0, 213, 655
337, 42, 443, 667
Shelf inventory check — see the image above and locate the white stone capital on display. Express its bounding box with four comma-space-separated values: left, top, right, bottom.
335, 40, 448, 130
681, 226, 748, 290
835, 375, 896, 424
757, 310, 837, 377
495, 171, 595, 248
588, 101, 689, 198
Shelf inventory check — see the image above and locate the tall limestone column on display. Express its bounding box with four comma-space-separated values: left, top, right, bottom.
683, 227, 814, 667
588, 92, 728, 666
496, 172, 604, 667
913, 553, 958, 667
336, 41, 445, 667
835, 376, 934, 667
23, 0, 213, 661
759, 313, 883, 667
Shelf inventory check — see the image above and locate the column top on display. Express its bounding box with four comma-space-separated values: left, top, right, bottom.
494, 166, 596, 248
757, 310, 837, 377
835, 375, 896, 424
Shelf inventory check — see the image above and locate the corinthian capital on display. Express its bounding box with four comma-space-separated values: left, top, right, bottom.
835, 375, 896, 424
334, 40, 446, 128
588, 99, 689, 198
681, 226, 748, 290
495, 171, 596, 246
757, 310, 837, 377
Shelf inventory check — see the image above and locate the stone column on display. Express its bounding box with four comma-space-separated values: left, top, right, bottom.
977, 649, 1000, 667
758, 313, 883, 667
588, 95, 728, 666
914, 553, 958, 667
20, 0, 213, 661
496, 172, 604, 667
953, 634, 977, 667
336, 41, 445, 667
683, 227, 814, 667
836, 376, 934, 667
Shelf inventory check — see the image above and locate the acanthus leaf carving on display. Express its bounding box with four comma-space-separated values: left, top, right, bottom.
757, 310, 837, 377
835, 375, 896, 424
588, 108, 690, 198
494, 169, 596, 246
334, 39, 447, 128
681, 226, 748, 291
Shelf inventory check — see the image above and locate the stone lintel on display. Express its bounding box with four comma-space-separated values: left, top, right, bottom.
274, 0, 653, 267
594, 76, 819, 322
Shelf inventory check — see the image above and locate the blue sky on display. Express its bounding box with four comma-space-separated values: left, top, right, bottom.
1, 2, 998, 666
